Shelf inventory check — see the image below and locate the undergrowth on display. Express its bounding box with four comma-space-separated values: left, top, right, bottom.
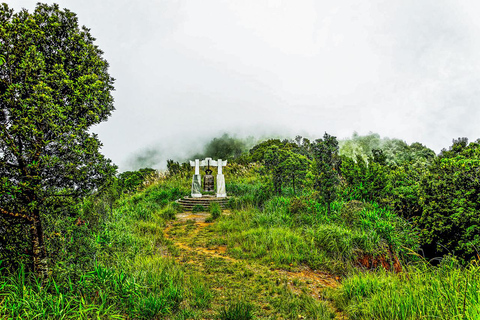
0, 181, 205, 319
215, 196, 418, 274
332, 257, 480, 319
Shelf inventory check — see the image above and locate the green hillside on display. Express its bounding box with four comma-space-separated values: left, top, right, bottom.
2, 133, 480, 319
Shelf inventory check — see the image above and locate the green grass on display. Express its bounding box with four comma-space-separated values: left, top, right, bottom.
332, 258, 480, 319
3, 164, 477, 319
218, 301, 254, 320
213, 196, 417, 274
0, 181, 207, 319
166, 217, 336, 319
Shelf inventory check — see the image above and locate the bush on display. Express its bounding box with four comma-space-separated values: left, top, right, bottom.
209, 202, 222, 220
118, 168, 157, 193
417, 141, 480, 259
192, 205, 205, 213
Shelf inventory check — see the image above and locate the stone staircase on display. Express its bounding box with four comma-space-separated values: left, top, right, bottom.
176, 195, 229, 211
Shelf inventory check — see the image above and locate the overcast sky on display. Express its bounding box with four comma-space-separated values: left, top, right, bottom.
9, 0, 480, 170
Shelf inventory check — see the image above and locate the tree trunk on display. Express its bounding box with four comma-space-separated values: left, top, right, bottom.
292, 175, 296, 195
31, 210, 48, 280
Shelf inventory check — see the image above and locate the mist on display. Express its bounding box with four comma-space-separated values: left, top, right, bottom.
9, 0, 480, 171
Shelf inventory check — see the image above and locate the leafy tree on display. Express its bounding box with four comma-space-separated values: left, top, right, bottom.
199, 133, 247, 160
118, 168, 156, 193
0, 4, 116, 277
340, 132, 435, 166
340, 154, 389, 203
417, 139, 480, 259
264, 145, 284, 195
249, 138, 283, 162
281, 149, 310, 194
385, 163, 425, 219
167, 159, 181, 176
292, 135, 313, 159
312, 133, 341, 214
371, 148, 387, 165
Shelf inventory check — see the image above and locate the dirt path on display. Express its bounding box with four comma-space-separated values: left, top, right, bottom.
163, 212, 347, 319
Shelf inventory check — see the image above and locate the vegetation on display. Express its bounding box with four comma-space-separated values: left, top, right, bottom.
0, 3, 116, 278
1, 4, 480, 320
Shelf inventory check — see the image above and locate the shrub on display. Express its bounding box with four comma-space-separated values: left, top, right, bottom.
209, 202, 222, 220
417, 140, 480, 259
192, 205, 205, 213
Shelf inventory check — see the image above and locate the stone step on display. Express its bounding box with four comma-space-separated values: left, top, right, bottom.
176, 196, 230, 211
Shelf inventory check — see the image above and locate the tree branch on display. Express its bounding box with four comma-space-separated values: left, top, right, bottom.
0, 206, 33, 222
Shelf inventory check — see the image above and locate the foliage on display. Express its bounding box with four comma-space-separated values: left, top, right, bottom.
118, 168, 156, 193
249, 138, 284, 162
280, 149, 310, 194
0, 3, 116, 276
417, 139, 480, 259
385, 163, 424, 219
264, 145, 284, 195
209, 202, 222, 220
192, 204, 205, 213
339, 132, 435, 165
333, 258, 480, 320
340, 154, 389, 203
264, 144, 310, 196
193, 133, 248, 161
312, 133, 341, 214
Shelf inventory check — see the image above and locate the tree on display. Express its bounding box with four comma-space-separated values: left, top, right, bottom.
0, 4, 116, 278
312, 133, 341, 214
249, 138, 283, 162
264, 145, 284, 195
197, 133, 247, 160
281, 150, 309, 194
417, 139, 480, 259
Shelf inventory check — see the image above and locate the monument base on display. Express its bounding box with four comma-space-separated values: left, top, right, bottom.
216, 174, 226, 198
191, 174, 202, 198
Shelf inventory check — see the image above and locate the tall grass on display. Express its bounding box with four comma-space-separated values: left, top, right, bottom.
0, 180, 207, 319
216, 195, 417, 273
333, 258, 480, 319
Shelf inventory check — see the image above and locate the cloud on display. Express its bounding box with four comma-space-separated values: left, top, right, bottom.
7, 0, 480, 170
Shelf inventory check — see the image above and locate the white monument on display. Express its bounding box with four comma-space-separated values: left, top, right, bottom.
189, 159, 202, 197
190, 157, 228, 198
212, 159, 227, 198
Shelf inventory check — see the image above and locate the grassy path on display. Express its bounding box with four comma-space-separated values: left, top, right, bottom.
163, 211, 347, 319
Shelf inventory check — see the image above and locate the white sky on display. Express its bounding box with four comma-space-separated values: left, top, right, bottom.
9, 0, 480, 170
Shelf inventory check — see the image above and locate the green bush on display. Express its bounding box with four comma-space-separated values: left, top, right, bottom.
118, 168, 156, 193
209, 202, 222, 220
192, 205, 205, 213
417, 140, 480, 259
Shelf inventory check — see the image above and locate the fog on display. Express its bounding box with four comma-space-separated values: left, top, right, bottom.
9, 0, 480, 170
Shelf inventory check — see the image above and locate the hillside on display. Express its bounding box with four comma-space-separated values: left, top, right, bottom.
1, 134, 480, 319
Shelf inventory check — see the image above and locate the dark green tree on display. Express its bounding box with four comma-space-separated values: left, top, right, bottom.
0, 4, 116, 277
281, 149, 310, 194
340, 154, 389, 203
417, 138, 480, 259
249, 138, 283, 162
166, 159, 181, 176
203, 133, 247, 160
118, 168, 156, 193
312, 133, 341, 214
264, 145, 284, 195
